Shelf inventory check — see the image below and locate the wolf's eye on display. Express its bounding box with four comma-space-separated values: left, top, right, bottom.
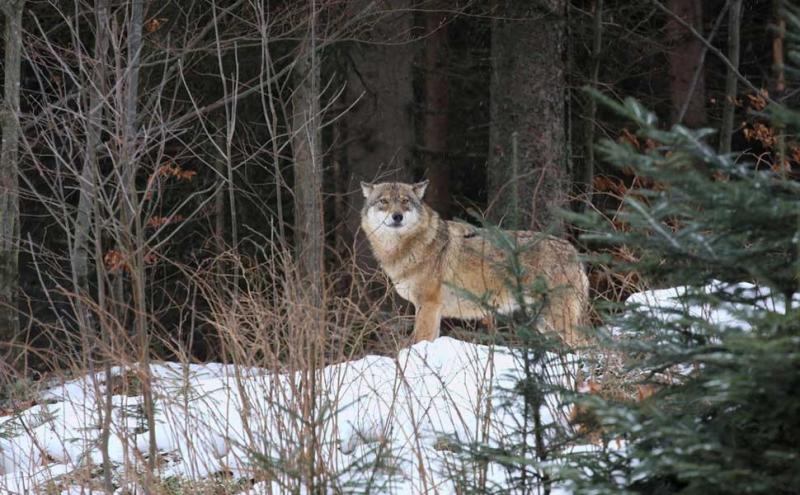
401, 197, 410, 205
378, 198, 389, 207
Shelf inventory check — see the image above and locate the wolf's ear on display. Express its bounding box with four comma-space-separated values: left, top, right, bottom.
412, 180, 429, 199
360, 181, 374, 198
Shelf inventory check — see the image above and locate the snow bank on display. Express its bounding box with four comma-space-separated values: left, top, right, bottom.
0, 338, 580, 494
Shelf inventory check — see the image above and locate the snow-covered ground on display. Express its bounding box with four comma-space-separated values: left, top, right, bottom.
0, 337, 581, 494
0, 281, 784, 494
625, 280, 798, 329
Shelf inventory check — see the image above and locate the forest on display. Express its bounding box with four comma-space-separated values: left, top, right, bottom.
0, 0, 798, 494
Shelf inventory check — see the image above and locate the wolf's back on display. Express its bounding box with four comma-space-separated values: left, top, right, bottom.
448, 227, 589, 347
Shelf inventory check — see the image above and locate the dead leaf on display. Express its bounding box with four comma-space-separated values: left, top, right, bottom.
145, 18, 167, 33
746, 89, 768, 111
618, 128, 639, 149
103, 250, 127, 272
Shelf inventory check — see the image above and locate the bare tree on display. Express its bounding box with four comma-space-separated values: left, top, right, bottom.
291, 4, 328, 488
10, 0, 377, 489
292, 1, 325, 309
78, 2, 114, 490
121, 0, 160, 482
0, 0, 24, 364
71, 0, 109, 338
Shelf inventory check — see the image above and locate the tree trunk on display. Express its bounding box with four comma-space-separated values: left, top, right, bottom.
422, 6, 450, 216
583, 0, 603, 208
76, 2, 112, 489
773, 0, 787, 175
72, 0, 108, 334
487, 0, 568, 232
343, 0, 415, 250
772, 0, 786, 95
120, 0, 158, 483
291, 5, 325, 488
292, 4, 324, 308
0, 0, 24, 361
719, 0, 742, 154
666, 0, 707, 127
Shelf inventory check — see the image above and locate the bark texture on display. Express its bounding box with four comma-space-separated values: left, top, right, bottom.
422, 6, 450, 216
583, 0, 603, 206
666, 0, 707, 127
719, 0, 742, 154
0, 0, 24, 353
292, 12, 324, 306
488, 0, 568, 231
344, 0, 414, 247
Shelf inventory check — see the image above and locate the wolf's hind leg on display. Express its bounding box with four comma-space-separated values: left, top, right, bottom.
413, 303, 442, 342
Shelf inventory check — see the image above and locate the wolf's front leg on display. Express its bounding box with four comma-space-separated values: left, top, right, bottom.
413, 303, 442, 342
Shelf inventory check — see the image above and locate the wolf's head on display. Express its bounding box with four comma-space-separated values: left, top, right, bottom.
360, 180, 429, 235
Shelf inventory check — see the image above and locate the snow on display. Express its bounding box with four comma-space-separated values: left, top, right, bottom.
1, 280, 778, 494
624, 280, 798, 330
0, 338, 581, 494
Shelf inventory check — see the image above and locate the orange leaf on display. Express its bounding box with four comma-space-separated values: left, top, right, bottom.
592, 175, 628, 195
712, 170, 729, 182
746, 90, 768, 112
147, 214, 185, 228
789, 145, 800, 164
771, 158, 791, 174
617, 128, 639, 149
752, 122, 777, 148
145, 18, 167, 33
176, 169, 197, 181
103, 250, 127, 272
643, 138, 658, 152
147, 216, 169, 227
592, 175, 615, 192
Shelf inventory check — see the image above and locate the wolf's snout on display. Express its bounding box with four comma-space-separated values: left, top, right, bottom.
392, 212, 404, 223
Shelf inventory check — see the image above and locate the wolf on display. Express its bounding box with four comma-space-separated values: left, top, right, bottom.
361, 180, 589, 346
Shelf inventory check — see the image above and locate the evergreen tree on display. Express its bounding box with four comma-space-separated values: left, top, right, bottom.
559, 91, 800, 494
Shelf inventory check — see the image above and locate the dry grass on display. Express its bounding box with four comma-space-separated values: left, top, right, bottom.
1, 237, 587, 494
